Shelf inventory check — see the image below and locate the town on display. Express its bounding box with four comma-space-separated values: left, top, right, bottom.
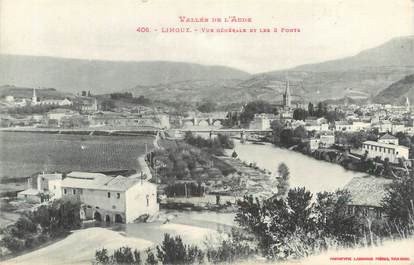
0, 78, 413, 239
0, 3, 413, 262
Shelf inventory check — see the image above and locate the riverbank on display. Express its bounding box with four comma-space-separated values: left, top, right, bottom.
228, 140, 367, 194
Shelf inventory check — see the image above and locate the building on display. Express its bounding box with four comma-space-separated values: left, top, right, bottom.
61, 172, 159, 223
344, 176, 392, 220
249, 113, 271, 130
308, 138, 321, 151
17, 172, 63, 202
320, 134, 335, 148
32, 88, 73, 106
378, 133, 399, 145
362, 140, 409, 163
17, 189, 42, 203
37, 173, 63, 199
335, 121, 371, 132
47, 108, 79, 126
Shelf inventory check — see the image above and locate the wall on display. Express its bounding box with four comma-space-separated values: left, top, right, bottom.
62, 187, 126, 213
362, 144, 409, 163
125, 181, 159, 223
48, 179, 62, 199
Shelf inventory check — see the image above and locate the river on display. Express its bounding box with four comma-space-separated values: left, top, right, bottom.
229, 140, 367, 194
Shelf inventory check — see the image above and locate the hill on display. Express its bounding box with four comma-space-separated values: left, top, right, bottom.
1, 36, 414, 103
0, 85, 72, 99
238, 36, 414, 102
0, 55, 251, 94
373, 74, 414, 104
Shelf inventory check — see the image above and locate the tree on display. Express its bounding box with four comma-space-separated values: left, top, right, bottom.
287, 187, 314, 232
313, 190, 361, 243
113, 247, 135, 264
279, 129, 294, 147
146, 248, 158, 265
293, 109, 309, 121
381, 171, 414, 227
157, 234, 187, 264
276, 163, 290, 198
101, 100, 116, 111
271, 120, 284, 144
95, 248, 110, 264
197, 101, 216, 113
293, 126, 307, 139
316, 102, 328, 117
308, 102, 314, 116
239, 100, 277, 124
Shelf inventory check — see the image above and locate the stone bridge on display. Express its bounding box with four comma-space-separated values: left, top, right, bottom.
180, 112, 228, 126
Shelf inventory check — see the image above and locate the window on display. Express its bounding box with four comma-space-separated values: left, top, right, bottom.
73, 189, 76, 195
347, 206, 354, 215
376, 209, 382, 219
64, 189, 67, 194
146, 195, 149, 207
108, 192, 111, 198
117, 193, 120, 199
79, 189, 83, 195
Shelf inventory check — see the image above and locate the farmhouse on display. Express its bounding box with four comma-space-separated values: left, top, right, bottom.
61, 172, 158, 223
344, 177, 392, 220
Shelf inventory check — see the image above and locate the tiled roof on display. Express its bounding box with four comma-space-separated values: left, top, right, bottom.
344, 176, 392, 207
39, 173, 62, 180
62, 171, 139, 191
18, 188, 41, 196
380, 133, 397, 140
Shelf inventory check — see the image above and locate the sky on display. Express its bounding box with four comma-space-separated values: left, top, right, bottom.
0, 0, 412, 73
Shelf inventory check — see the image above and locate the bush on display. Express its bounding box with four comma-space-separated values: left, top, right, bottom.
146, 248, 158, 265
1, 235, 25, 252
113, 247, 135, 264
95, 248, 110, 264
156, 234, 204, 265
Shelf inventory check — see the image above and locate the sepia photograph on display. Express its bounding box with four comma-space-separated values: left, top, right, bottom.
0, 0, 413, 264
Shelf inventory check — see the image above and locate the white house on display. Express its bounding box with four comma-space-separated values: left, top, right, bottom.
37, 173, 63, 199
362, 141, 409, 163
17, 173, 63, 202
320, 134, 335, 148
61, 172, 159, 223
249, 113, 271, 130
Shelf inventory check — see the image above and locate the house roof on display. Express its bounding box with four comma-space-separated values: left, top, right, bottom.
38, 173, 62, 180
344, 176, 392, 207
18, 188, 41, 196
380, 133, 397, 140
62, 171, 140, 191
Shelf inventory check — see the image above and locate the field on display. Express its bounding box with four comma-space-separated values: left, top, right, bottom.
0, 132, 154, 178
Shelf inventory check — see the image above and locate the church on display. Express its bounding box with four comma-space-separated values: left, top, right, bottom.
31, 88, 73, 107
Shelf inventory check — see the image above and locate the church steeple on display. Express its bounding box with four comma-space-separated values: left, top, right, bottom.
283, 80, 291, 109
32, 88, 37, 104
406, 97, 410, 113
